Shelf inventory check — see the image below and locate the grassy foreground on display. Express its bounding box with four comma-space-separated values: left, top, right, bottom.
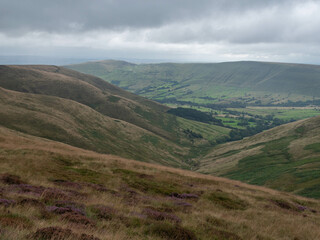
0, 126, 320, 240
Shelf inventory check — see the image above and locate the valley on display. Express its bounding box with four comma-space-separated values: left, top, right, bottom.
3, 1, 320, 239
67, 60, 320, 141
1, 62, 320, 239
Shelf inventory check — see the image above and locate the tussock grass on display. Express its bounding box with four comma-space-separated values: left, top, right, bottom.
0, 126, 319, 239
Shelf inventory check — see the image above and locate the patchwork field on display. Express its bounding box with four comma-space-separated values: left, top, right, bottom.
66, 60, 320, 106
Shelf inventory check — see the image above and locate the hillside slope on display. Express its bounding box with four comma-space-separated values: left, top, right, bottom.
0, 86, 189, 167
0, 65, 175, 140
0, 125, 319, 240
199, 116, 320, 198
0, 65, 230, 166
66, 60, 320, 104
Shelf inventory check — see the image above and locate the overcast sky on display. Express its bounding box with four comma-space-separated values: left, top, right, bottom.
1, 0, 320, 64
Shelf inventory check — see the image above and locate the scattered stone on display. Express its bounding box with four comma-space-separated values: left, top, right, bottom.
170, 193, 199, 199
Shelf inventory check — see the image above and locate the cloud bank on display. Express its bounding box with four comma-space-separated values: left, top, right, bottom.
1, 0, 320, 63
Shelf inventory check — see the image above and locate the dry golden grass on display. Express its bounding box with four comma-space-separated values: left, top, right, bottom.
0, 126, 320, 240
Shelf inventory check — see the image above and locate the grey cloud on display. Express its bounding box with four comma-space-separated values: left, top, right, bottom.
0, 0, 294, 35
1, 0, 320, 64
146, 0, 320, 45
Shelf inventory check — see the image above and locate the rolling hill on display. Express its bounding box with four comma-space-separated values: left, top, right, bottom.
0, 125, 319, 240
66, 60, 320, 105
198, 115, 320, 198
0, 65, 229, 167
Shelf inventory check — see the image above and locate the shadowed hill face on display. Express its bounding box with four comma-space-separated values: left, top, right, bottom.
0, 65, 174, 141
0, 125, 319, 240
199, 116, 320, 198
66, 60, 320, 103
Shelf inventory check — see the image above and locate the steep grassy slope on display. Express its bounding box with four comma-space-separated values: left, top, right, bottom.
0, 65, 176, 141
0, 126, 320, 240
0, 86, 190, 167
66, 60, 320, 104
199, 116, 320, 198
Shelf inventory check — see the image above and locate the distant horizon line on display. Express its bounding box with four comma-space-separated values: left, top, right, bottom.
0, 54, 319, 66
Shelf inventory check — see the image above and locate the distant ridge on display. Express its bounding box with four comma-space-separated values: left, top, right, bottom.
66, 60, 320, 104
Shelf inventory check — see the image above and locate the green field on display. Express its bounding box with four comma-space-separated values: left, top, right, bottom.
177, 117, 230, 141
229, 107, 320, 121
